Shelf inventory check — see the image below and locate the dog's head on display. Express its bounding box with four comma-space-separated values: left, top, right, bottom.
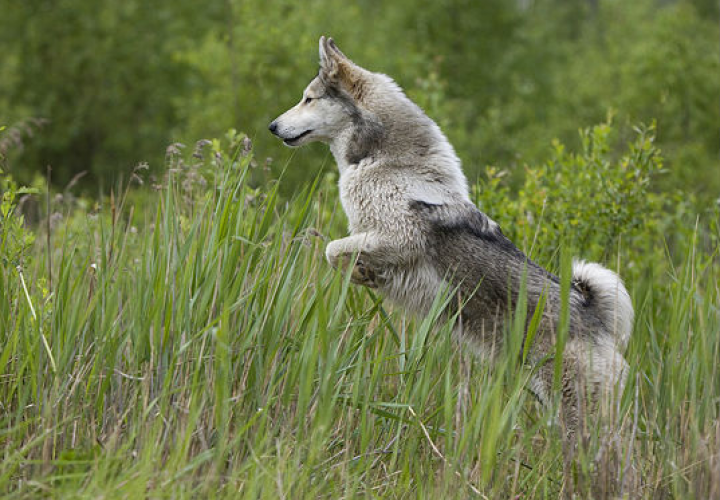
268, 36, 373, 148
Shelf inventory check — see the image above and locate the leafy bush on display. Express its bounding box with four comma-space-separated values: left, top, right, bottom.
0, 124, 41, 344
0, 167, 37, 269
474, 120, 679, 273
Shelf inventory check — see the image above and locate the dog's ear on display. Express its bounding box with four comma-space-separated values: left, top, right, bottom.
318, 36, 336, 77
326, 38, 349, 62
318, 36, 359, 90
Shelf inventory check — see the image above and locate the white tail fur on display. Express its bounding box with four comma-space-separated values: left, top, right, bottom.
572, 260, 634, 350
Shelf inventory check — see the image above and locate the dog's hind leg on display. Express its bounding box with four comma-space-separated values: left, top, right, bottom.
531, 339, 626, 440
530, 342, 592, 438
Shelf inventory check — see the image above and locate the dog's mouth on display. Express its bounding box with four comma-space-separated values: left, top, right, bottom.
283, 129, 313, 146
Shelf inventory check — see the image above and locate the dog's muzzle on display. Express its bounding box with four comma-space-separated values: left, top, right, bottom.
268, 121, 313, 146
282, 130, 312, 145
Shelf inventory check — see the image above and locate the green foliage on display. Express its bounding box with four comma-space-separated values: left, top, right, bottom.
0, 125, 41, 361
0, 124, 39, 271
0, 0, 224, 187
0, 170, 38, 268
1, 0, 718, 204
1, 129, 719, 497
545, 0, 720, 199
475, 120, 671, 269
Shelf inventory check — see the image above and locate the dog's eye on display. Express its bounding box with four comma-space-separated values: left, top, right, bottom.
303, 97, 314, 104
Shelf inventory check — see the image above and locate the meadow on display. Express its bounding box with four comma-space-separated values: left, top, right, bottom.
1, 125, 719, 498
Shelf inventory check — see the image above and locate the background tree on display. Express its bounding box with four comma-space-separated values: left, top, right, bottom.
1, 0, 718, 202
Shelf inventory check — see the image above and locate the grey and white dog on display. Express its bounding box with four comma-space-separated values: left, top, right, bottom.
269, 36, 633, 431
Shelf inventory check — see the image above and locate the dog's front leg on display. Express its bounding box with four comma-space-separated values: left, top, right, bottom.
325, 233, 393, 288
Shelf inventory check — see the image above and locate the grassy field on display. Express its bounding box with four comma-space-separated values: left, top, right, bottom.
1, 136, 719, 498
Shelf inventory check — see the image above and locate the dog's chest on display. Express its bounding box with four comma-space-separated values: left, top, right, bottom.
338, 163, 443, 315
339, 164, 411, 235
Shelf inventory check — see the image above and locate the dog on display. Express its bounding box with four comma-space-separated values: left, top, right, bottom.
269, 36, 633, 432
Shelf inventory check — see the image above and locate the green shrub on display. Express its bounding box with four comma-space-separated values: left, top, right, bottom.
474, 120, 675, 272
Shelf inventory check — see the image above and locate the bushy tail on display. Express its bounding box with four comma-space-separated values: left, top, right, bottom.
572, 260, 634, 351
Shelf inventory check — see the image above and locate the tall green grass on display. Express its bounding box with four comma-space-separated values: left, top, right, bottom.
1, 140, 718, 498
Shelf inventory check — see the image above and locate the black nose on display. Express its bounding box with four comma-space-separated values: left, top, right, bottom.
268, 121, 278, 135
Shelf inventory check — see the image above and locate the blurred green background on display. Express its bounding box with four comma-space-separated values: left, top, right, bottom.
1, 0, 718, 202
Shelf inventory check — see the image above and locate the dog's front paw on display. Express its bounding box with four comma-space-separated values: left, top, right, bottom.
351, 258, 379, 288
325, 239, 344, 269
326, 242, 382, 288
332, 253, 380, 289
